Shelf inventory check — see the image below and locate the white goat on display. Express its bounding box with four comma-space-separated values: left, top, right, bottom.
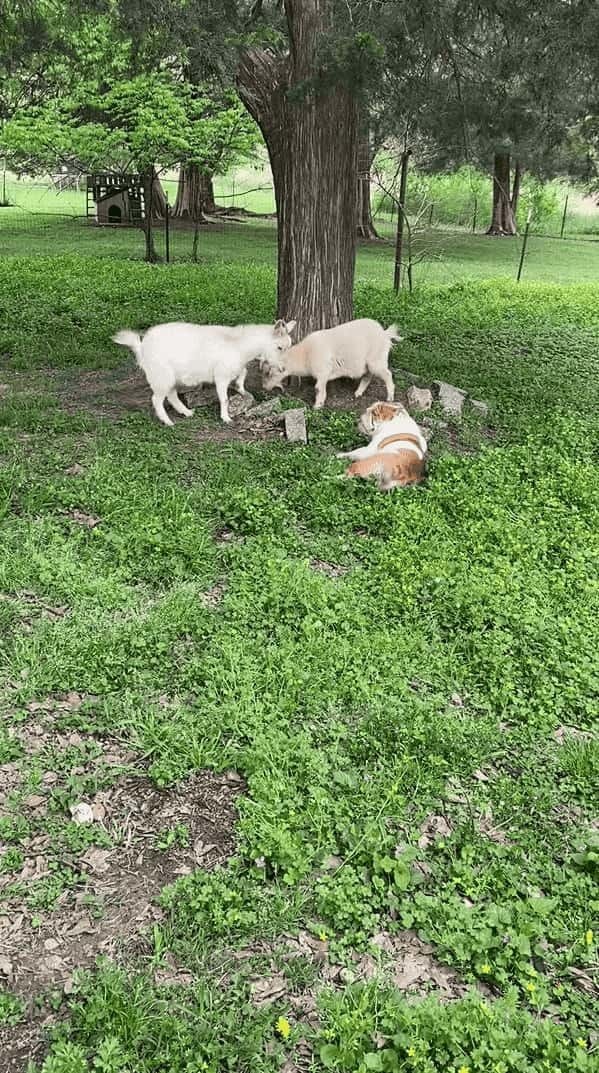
113, 319, 296, 425
262, 318, 401, 409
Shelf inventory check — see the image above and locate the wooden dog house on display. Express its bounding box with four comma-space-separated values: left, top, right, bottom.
87, 173, 144, 225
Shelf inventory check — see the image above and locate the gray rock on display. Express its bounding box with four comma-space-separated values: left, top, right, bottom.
470, 398, 489, 418
433, 381, 466, 417
406, 385, 433, 411
284, 408, 308, 444
248, 397, 284, 418
228, 391, 256, 418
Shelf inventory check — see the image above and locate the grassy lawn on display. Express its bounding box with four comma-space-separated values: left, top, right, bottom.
0, 247, 598, 1072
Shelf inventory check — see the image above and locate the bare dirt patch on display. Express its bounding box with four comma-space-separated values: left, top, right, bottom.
0, 1021, 51, 1073
309, 559, 350, 579
0, 770, 242, 998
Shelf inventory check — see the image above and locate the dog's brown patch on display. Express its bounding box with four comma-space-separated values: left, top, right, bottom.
346, 450, 425, 490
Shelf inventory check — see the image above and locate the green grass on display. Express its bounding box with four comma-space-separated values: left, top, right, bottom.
0, 252, 598, 1072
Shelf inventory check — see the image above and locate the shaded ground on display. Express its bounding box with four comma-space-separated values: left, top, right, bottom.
0, 688, 243, 1070
0, 767, 241, 996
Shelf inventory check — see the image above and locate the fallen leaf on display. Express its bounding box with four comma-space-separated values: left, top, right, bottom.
81, 848, 111, 874
393, 952, 429, 989
322, 854, 343, 871
91, 800, 106, 822
67, 916, 94, 937
554, 725, 590, 744
65, 464, 84, 476
19, 855, 49, 881
66, 509, 101, 528
193, 839, 217, 862
371, 931, 395, 955
0, 956, 13, 978
40, 955, 65, 973
418, 813, 452, 849
70, 802, 94, 825
26, 699, 55, 713
250, 974, 287, 1006
450, 692, 464, 707
354, 954, 378, 981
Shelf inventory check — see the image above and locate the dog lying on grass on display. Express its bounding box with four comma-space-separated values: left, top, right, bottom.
113, 319, 296, 425
338, 401, 428, 491
261, 318, 400, 409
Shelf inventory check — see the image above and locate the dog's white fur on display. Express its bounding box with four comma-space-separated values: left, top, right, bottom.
337, 401, 427, 464
262, 318, 401, 409
113, 319, 296, 425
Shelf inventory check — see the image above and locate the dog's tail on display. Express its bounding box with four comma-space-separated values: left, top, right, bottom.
385, 323, 403, 343
112, 329, 143, 365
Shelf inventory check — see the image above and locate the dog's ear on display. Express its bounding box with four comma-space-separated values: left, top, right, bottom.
373, 402, 399, 423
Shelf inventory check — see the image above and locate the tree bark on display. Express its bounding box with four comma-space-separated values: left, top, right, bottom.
151, 170, 167, 219
394, 150, 411, 292
510, 159, 522, 221
142, 168, 159, 262
237, 0, 359, 339
173, 164, 217, 219
357, 131, 378, 239
487, 152, 517, 236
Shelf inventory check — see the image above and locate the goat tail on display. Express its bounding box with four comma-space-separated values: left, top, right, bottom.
112, 329, 143, 365
385, 323, 403, 343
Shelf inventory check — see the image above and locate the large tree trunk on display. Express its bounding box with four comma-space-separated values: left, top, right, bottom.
173, 164, 217, 219
487, 152, 517, 236
237, 0, 358, 339
357, 131, 378, 239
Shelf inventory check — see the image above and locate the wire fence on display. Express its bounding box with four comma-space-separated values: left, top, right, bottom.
1, 175, 599, 287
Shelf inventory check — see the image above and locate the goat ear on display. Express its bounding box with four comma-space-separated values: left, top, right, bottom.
286, 319, 297, 334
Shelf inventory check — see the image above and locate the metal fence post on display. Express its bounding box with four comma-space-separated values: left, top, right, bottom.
517, 211, 532, 282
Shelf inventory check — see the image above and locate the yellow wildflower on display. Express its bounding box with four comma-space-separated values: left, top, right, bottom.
276, 1016, 291, 1040
577, 1038, 587, 1049
525, 981, 536, 994
407, 1046, 416, 1058
585, 929, 593, 946
480, 963, 491, 974
318, 929, 329, 942
458, 1066, 471, 1073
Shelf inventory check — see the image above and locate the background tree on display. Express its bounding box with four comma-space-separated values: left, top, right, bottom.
401, 1, 590, 236
1, 67, 193, 261
172, 89, 261, 221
